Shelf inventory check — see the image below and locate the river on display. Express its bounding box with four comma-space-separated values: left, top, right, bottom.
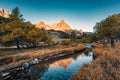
0, 47, 93, 80
18, 48, 93, 80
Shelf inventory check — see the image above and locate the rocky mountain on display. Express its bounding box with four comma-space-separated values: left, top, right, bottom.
79, 29, 83, 33
35, 20, 71, 31
47, 29, 84, 42
0, 8, 9, 18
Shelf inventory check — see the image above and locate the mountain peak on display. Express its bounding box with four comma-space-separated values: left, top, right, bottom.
60, 20, 65, 23
35, 21, 46, 29
35, 20, 71, 31
37, 21, 45, 25
0, 8, 9, 18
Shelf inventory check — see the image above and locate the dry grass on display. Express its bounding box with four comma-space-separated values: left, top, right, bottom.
93, 42, 120, 57
16, 44, 84, 59
0, 44, 84, 71
71, 42, 120, 80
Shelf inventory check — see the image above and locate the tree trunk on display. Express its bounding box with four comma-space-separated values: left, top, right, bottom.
110, 38, 115, 47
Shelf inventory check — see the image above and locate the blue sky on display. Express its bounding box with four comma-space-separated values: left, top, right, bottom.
1, 0, 120, 32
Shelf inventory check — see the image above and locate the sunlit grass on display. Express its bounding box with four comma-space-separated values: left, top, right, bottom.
0, 44, 84, 71
71, 42, 120, 80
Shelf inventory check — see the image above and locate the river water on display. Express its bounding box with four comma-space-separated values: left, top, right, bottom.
21, 48, 93, 80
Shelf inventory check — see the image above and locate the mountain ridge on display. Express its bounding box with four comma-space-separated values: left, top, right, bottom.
0, 8, 84, 33
35, 20, 72, 31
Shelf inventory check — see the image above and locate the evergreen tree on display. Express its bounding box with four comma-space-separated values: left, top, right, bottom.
0, 7, 51, 48
70, 31, 77, 42
94, 14, 120, 46
10, 7, 25, 21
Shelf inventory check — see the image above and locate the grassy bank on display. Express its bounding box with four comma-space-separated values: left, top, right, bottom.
0, 44, 84, 71
71, 42, 120, 80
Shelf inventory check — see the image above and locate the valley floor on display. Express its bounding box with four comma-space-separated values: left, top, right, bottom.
71, 42, 120, 80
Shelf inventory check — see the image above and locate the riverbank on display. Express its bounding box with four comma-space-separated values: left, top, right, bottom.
71, 42, 120, 80
0, 44, 85, 72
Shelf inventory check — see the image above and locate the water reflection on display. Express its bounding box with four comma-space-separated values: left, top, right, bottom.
28, 64, 49, 80
39, 49, 93, 80
50, 58, 72, 69
19, 64, 49, 80
18, 49, 93, 80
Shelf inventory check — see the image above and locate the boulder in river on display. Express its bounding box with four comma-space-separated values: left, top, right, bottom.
34, 58, 39, 63
22, 62, 29, 69
29, 58, 39, 65
1, 72, 10, 77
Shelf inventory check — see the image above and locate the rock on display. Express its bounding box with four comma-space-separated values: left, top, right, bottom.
22, 62, 29, 69
29, 58, 39, 65
45, 58, 48, 61
1, 72, 9, 77
2, 75, 11, 80
38, 59, 42, 62
35, 20, 71, 31
29, 61, 34, 65
0, 8, 9, 18
34, 58, 39, 63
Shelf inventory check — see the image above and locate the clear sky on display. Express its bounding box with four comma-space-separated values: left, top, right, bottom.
1, 0, 120, 32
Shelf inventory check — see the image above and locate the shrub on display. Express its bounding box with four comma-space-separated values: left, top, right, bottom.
71, 45, 120, 80
71, 54, 120, 80
61, 39, 71, 45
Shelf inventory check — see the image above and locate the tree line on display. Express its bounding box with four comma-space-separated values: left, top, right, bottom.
0, 7, 51, 48
94, 14, 120, 46
73, 13, 120, 45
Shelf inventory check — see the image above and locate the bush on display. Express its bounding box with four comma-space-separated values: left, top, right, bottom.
71, 47, 120, 80
71, 55, 120, 80
61, 39, 71, 45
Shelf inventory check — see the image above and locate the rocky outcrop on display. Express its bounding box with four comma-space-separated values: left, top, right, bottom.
35, 20, 71, 31
79, 29, 83, 33
0, 8, 9, 18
